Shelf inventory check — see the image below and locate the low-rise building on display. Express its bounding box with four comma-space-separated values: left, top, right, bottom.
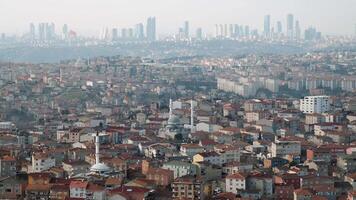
172, 175, 204, 200
225, 173, 246, 194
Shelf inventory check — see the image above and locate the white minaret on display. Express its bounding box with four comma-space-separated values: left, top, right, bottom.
90, 131, 111, 175
190, 100, 196, 133
59, 68, 63, 83
169, 99, 173, 119
95, 132, 100, 164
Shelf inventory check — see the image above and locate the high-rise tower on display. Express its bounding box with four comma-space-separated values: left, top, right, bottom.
287, 14, 294, 39
146, 17, 156, 41
264, 15, 271, 38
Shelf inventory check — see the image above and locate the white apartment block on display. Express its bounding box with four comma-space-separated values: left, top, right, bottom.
225, 173, 246, 194
31, 153, 56, 172
300, 96, 330, 114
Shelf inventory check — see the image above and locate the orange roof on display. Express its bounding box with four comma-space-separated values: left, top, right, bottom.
87, 183, 104, 192
70, 180, 88, 189
147, 168, 173, 177
294, 188, 312, 196
226, 173, 246, 180
1, 155, 16, 161
105, 177, 122, 186
26, 184, 50, 191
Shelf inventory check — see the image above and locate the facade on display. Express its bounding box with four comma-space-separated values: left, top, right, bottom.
180, 144, 204, 157
300, 96, 330, 114
69, 180, 88, 199
0, 156, 16, 177
271, 140, 301, 158
171, 176, 204, 200
225, 173, 246, 194
31, 153, 56, 172
193, 151, 221, 166
162, 161, 198, 179
146, 168, 174, 186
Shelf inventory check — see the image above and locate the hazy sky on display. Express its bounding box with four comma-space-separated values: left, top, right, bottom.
1, 0, 356, 36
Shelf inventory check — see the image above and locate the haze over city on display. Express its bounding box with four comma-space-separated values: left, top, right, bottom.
1, 0, 356, 36
2, 1, 356, 200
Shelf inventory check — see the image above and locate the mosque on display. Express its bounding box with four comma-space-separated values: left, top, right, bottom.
158, 99, 195, 140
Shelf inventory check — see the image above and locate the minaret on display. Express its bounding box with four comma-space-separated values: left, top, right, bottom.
95, 132, 100, 165
59, 68, 63, 83
90, 130, 111, 175
190, 100, 196, 133
169, 99, 173, 119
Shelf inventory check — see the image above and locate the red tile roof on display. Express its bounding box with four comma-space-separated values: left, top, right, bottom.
70, 180, 88, 189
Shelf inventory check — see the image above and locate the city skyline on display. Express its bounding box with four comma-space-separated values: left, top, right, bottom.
0, 0, 355, 36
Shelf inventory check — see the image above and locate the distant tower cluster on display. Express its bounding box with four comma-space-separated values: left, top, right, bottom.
101, 17, 156, 42
29, 22, 75, 42
31, 22, 56, 41
215, 24, 253, 39
178, 21, 190, 39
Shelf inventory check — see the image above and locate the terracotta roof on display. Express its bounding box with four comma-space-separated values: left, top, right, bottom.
197, 151, 220, 157
87, 183, 104, 192
70, 180, 88, 189
0, 155, 16, 161
226, 173, 246, 180
147, 168, 173, 177
29, 172, 52, 179
109, 186, 150, 195
26, 184, 51, 191
105, 177, 122, 186
294, 188, 312, 196
199, 139, 217, 146
311, 196, 327, 200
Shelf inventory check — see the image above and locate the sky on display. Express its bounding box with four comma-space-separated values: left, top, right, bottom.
0, 0, 356, 37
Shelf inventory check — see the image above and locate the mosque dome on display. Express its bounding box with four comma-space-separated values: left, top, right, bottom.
167, 114, 181, 128
90, 163, 111, 174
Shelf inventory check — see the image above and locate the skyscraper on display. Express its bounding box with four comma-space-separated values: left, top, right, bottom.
62, 24, 68, 39
128, 28, 134, 38
295, 20, 301, 40
38, 23, 45, 41
219, 24, 224, 37
229, 24, 234, 38
287, 14, 294, 39
30, 23, 36, 40
234, 24, 240, 38
184, 21, 189, 38
224, 24, 228, 37
135, 23, 144, 40
239, 25, 244, 37
121, 28, 127, 39
196, 28, 202, 40
245, 25, 250, 38
264, 15, 271, 38
146, 17, 156, 41
277, 21, 282, 34
111, 28, 118, 41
